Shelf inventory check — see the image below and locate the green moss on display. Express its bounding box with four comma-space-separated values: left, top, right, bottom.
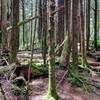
47, 91, 58, 100
11, 77, 28, 96
31, 63, 48, 75
43, 92, 58, 100
46, 62, 58, 100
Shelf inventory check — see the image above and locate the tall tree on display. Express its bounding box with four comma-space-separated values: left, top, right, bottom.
22, 0, 25, 46
30, 0, 34, 49
56, 0, 64, 46
71, 0, 79, 75
42, 0, 47, 65
86, 0, 91, 50
60, 0, 70, 69
1, 0, 8, 50
94, 0, 97, 50
37, 0, 42, 42
79, 0, 87, 66
10, 0, 19, 63
0, 0, 1, 46
47, 0, 57, 99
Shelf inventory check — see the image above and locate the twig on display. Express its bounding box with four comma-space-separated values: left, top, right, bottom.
93, 90, 100, 96
0, 83, 7, 100
2, 57, 9, 66
55, 35, 67, 53
7, 16, 39, 31
56, 71, 68, 89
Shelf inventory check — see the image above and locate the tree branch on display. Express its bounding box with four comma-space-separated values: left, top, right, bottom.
7, 16, 39, 31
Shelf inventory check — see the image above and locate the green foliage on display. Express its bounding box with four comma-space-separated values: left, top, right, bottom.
70, 56, 91, 87
70, 77, 82, 87
70, 71, 82, 87
79, 57, 90, 71
43, 95, 58, 100
70, 73, 82, 87
31, 63, 48, 76
36, 41, 42, 49
97, 39, 100, 45
70, 61, 82, 87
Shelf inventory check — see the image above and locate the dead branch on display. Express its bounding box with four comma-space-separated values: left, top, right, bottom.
51, 5, 64, 15
0, 83, 7, 100
56, 71, 68, 89
55, 35, 67, 53
7, 16, 39, 31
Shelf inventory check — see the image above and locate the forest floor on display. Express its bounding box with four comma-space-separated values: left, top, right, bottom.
0, 51, 100, 100
29, 72, 100, 100
1, 68, 100, 100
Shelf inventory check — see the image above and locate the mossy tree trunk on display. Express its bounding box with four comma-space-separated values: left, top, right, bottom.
71, 0, 79, 74
10, 0, 19, 63
47, 0, 57, 99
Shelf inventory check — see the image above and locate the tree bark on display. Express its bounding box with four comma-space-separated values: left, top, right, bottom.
60, 0, 70, 68
86, 0, 90, 50
22, 0, 25, 46
94, 0, 97, 50
47, 0, 57, 99
1, 0, 8, 50
42, 0, 47, 65
37, 0, 42, 42
56, 0, 64, 55
0, 0, 1, 46
10, 0, 19, 63
71, 0, 79, 74
79, 0, 88, 66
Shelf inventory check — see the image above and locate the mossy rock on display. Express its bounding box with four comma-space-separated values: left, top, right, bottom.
13, 76, 27, 87
11, 76, 28, 96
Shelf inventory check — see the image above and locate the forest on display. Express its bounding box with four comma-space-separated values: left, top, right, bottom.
0, 0, 100, 100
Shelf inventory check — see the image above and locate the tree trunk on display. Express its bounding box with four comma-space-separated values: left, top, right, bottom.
30, 0, 33, 49
37, 0, 42, 42
42, 0, 47, 65
0, 0, 1, 46
10, 0, 19, 63
56, 0, 64, 55
60, 0, 70, 68
79, 0, 88, 66
1, 0, 8, 50
22, 0, 25, 46
86, 0, 90, 51
47, 0, 57, 99
94, 0, 97, 50
71, 0, 79, 74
